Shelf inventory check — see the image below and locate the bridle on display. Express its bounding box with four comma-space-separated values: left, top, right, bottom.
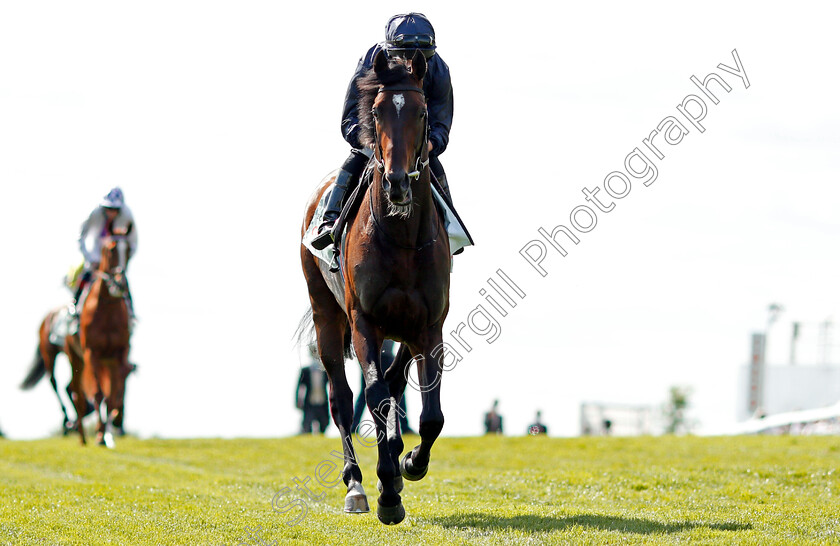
371, 85, 430, 180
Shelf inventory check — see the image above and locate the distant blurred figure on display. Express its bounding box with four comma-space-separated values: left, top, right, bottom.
70, 187, 138, 319
603, 419, 613, 436
484, 399, 503, 434
296, 344, 330, 434
528, 410, 548, 435
352, 339, 415, 434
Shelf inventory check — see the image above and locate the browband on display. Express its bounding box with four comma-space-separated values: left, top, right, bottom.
378, 85, 424, 96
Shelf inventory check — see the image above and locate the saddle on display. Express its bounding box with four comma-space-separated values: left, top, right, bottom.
302, 166, 473, 269
49, 306, 76, 347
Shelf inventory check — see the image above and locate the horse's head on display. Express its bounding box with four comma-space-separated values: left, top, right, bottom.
360, 50, 429, 213
99, 231, 129, 296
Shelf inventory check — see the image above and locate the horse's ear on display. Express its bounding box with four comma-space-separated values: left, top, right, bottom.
374, 49, 389, 76
411, 49, 427, 82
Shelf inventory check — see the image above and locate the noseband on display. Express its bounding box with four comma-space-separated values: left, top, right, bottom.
371, 85, 430, 179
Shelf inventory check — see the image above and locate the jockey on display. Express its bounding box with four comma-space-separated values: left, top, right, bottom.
70, 187, 138, 316
311, 12, 455, 252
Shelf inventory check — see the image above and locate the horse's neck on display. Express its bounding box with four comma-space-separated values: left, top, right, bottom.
370, 174, 437, 247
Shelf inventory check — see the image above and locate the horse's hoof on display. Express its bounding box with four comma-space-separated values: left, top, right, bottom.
400, 453, 428, 482
344, 492, 370, 513
95, 431, 115, 449
377, 475, 404, 494
376, 501, 405, 525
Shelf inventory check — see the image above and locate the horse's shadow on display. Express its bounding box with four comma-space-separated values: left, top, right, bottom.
431, 513, 752, 535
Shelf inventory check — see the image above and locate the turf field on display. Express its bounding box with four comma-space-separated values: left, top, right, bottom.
1, 434, 838, 545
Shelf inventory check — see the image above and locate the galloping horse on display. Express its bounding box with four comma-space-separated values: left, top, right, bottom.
300, 50, 451, 525
21, 307, 134, 435
65, 232, 132, 446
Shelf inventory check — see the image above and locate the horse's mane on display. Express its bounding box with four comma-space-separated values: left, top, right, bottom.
357, 57, 416, 148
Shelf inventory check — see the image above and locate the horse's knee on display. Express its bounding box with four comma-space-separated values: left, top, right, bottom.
364, 382, 391, 420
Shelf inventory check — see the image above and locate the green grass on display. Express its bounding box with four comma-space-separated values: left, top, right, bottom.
1, 435, 838, 545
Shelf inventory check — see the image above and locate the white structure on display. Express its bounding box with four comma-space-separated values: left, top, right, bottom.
727, 402, 840, 435
737, 363, 840, 421
580, 402, 658, 436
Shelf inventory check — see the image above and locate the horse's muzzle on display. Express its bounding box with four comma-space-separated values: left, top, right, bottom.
385, 171, 412, 206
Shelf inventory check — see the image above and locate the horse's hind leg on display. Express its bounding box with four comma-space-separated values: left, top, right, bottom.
401, 333, 445, 483
41, 341, 73, 432
315, 312, 369, 514
48, 373, 73, 432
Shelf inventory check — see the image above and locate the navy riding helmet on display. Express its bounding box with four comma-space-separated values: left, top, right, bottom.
385, 13, 437, 60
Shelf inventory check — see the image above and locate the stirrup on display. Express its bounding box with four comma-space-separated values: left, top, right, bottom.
328, 250, 340, 272
311, 223, 336, 250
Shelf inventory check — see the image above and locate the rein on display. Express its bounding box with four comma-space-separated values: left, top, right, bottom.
368, 192, 440, 251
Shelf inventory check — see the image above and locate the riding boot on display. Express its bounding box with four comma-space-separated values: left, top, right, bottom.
437, 173, 453, 206
69, 270, 93, 316
69, 282, 85, 316
435, 174, 464, 255
311, 169, 355, 250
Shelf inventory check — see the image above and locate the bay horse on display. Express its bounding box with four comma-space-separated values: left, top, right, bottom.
20, 307, 134, 435
65, 233, 132, 446
300, 50, 450, 525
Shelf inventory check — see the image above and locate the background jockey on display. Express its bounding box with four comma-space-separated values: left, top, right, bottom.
311, 12, 455, 252
70, 187, 138, 317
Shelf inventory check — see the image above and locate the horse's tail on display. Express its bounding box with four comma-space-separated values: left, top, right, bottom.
21, 346, 46, 390
293, 307, 315, 348
293, 307, 353, 359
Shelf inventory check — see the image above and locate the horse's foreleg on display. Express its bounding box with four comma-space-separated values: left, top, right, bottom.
401, 334, 445, 483
66, 348, 88, 446
381, 344, 413, 493
85, 353, 108, 447
351, 316, 404, 525
101, 350, 128, 448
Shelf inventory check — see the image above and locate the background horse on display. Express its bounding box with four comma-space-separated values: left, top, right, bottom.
20, 307, 135, 436
66, 234, 132, 446
300, 50, 450, 525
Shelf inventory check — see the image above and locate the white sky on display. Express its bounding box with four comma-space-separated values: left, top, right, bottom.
1, 2, 838, 439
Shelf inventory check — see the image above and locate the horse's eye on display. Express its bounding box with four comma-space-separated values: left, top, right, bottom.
372, 108, 379, 120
